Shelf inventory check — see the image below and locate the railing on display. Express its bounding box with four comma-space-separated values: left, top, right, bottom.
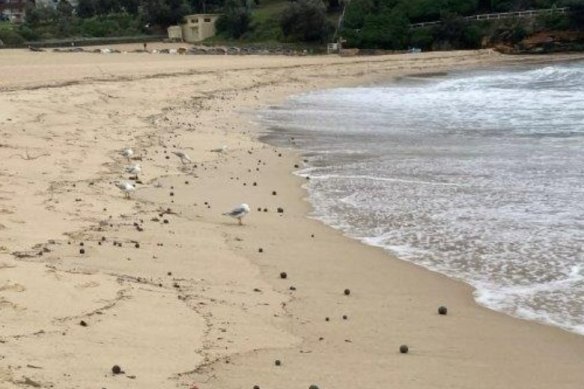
410, 7, 569, 29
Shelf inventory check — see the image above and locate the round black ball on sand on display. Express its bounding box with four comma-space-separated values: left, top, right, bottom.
135, 243, 140, 249
272, 191, 277, 196
400, 345, 409, 354
112, 365, 122, 374
79, 320, 87, 327
277, 208, 284, 213
309, 385, 320, 389
79, 248, 85, 254
342, 315, 348, 320
438, 306, 448, 315
274, 360, 281, 366
253, 386, 260, 389
280, 272, 287, 279
258, 248, 263, 253
344, 289, 351, 296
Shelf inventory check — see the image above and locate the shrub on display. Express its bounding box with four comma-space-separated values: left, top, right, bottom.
216, 0, 251, 39
280, 0, 332, 42
0, 29, 25, 46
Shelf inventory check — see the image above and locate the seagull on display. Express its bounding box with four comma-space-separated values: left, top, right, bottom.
223, 203, 250, 225
172, 151, 192, 164
114, 181, 135, 199
210, 145, 228, 153
121, 148, 134, 162
124, 163, 141, 177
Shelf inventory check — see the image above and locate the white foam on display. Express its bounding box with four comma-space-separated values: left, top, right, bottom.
261, 62, 584, 335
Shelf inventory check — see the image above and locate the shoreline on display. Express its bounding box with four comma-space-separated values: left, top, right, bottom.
1, 48, 584, 388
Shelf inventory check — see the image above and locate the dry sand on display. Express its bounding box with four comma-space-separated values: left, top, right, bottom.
1, 46, 584, 389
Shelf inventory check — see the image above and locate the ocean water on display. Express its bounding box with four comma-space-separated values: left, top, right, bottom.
259, 62, 584, 335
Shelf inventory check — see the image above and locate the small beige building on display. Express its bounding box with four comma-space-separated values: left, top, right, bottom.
167, 14, 221, 43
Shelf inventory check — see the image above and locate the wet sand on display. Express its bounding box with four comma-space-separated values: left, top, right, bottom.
1, 47, 584, 388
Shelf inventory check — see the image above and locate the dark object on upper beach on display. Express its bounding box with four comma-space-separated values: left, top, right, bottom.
135, 243, 140, 249
272, 191, 277, 196
294, 164, 299, 168
163, 219, 169, 224
342, 315, 348, 320
274, 360, 281, 366
253, 386, 260, 389
400, 345, 409, 354
280, 272, 287, 279
258, 248, 263, 253
112, 365, 123, 374
277, 207, 284, 213
263, 208, 268, 212
325, 317, 330, 321
289, 286, 296, 291
344, 289, 351, 296
79, 248, 85, 254
309, 385, 320, 389
79, 320, 87, 327
438, 306, 448, 315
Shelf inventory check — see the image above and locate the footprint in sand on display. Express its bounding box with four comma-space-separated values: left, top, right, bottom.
0, 281, 26, 292
0, 297, 25, 311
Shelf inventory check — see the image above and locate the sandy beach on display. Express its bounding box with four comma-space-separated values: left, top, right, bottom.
1, 46, 584, 388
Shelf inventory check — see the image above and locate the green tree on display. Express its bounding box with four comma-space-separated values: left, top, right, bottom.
215, 0, 251, 38
565, 0, 584, 29
280, 0, 333, 42
77, 0, 96, 18
360, 9, 409, 48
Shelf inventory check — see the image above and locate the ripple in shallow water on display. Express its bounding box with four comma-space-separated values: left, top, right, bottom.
260, 63, 584, 334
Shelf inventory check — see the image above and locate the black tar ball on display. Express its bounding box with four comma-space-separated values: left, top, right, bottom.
272, 191, 277, 195
277, 208, 284, 213
344, 288, 351, 296
309, 386, 320, 389
274, 360, 281, 366
258, 248, 263, 253
79, 248, 85, 254
253, 386, 260, 389
135, 243, 140, 248
400, 345, 409, 354
79, 320, 87, 327
438, 306, 448, 315
342, 315, 348, 320
170, 192, 174, 196
112, 365, 123, 374
280, 272, 287, 279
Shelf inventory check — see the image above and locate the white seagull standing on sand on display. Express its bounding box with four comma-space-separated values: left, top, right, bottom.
121, 147, 134, 162
114, 181, 135, 199
125, 163, 141, 177
172, 151, 192, 164
223, 203, 250, 225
